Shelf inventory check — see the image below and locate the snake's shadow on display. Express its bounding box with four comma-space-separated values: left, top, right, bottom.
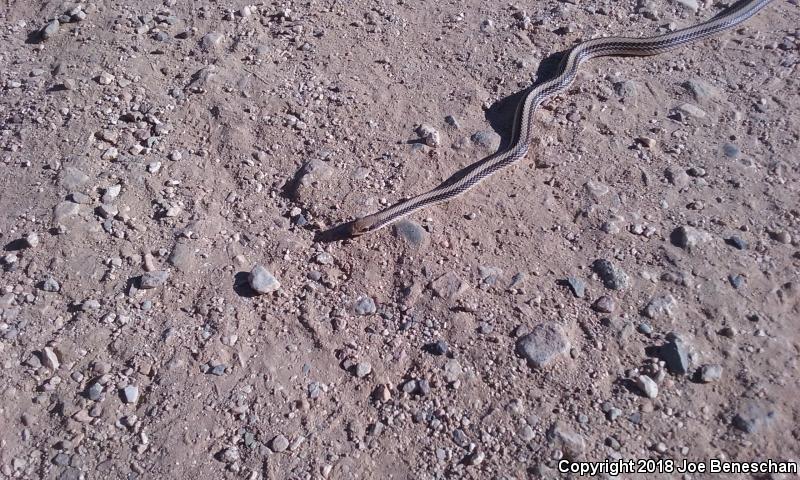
315, 49, 570, 243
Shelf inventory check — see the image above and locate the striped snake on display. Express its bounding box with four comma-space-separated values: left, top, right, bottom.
345, 0, 774, 237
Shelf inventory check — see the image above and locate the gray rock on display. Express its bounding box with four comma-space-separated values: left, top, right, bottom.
41, 20, 60, 40
564, 277, 585, 298
248, 264, 280, 294
355, 362, 372, 378
168, 242, 194, 272
675, 0, 699, 11
443, 359, 462, 383
201, 32, 224, 49
122, 385, 139, 403
592, 296, 616, 313
470, 130, 501, 152
270, 434, 290, 453
392, 220, 429, 248
547, 422, 585, 459
725, 236, 748, 250
53, 202, 80, 223
42, 277, 60, 292
416, 124, 441, 147
592, 259, 630, 290
635, 375, 659, 398
671, 226, 712, 251
722, 143, 740, 158
515, 323, 570, 368
613, 80, 638, 99
644, 294, 677, 319
140, 270, 169, 289
733, 402, 776, 433
665, 167, 691, 188
353, 296, 376, 315
698, 364, 723, 383
728, 274, 745, 289
87, 382, 103, 401
41, 347, 60, 370
660, 336, 690, 374
23, 232, 40, 249
682, 78, 717, 101
674, 103, 707, 120
429, 271, 468, 300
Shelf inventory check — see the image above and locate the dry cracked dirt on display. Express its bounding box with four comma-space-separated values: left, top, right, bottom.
0, 0, 799, 479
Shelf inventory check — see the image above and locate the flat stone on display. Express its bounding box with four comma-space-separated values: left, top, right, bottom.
53, 202, 80, 223
592, 296, 616, 313
270, 434, 289, 453
140, 270, 169, 289
674, 103, 707, 120
429, 271, 469, 300
248, 264, 280, 294
470, 130, 501, 152
201, 32, 224, 49
168, 242, 195, 272
725, 236, 748, 250
547, 422, 585, 460
41, 20, 60, 39
592, 259, 630, 290
564, 277, 585, 298
644, 294, 677, 319
23, 232, 40, 248
443, 359, 462, 383
515, 323, 570, 368
60, 167, 90, 190
698, 364, 723, 383
392, 220, 429, 248
682, 78, 717, 101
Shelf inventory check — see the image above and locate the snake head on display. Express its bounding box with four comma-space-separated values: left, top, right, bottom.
348, 217, 375, 237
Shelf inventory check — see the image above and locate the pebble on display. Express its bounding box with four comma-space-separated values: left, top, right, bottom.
42, 277, 61, 292
697, 364, 723, 383
660, 336, 690, 374
564, 277, 585, 298
201, 32, 224, 49
722, 143, 740, 158
426, 340, 449, 356
733, 402, 776, 433
592, 296, 616, 313
140, 270, 169, 289
122, 385, 139, 404
636, 375, 659, 398
465, 450, 485, 466
355, 362, 372, 378
429, 271, 468, 300
470, 130, 501, 152
97, 71, 115, 85
416, 124, 441, 147
443, 359, 462, 383
270, 434, 290, 453
769, 230, 792, 244
592, 259, 630, 290
671, 226, 712, 252
392, 220, 429, 248
725, 236, 748, 250
23, 232, 40, 248
643, 294, 677, 319
353, 295, 376, 315
665, 167, 691, 188
53, 202, 80, 223
515, 323, 570, 368
87, 382, 103, 401
613, 80, 637, 99
248, 264, 280, 294
547, 422, 585, 459
682, 78, 716, 101
674, 103, 707, 120
41, 19, 60, 40
41, 347, 60, 370
728, 274, 745, 289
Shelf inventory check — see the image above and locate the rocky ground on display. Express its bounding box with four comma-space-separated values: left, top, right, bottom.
1, 0, 799, 479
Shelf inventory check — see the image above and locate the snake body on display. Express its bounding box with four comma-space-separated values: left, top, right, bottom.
347, 0, 774, 236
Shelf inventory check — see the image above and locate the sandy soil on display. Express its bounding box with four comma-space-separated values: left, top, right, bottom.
0, 0, 798, 479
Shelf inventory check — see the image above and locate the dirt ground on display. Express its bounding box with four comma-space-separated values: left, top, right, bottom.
0, 0, 798, 479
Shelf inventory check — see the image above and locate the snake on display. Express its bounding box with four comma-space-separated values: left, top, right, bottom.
345, 0, 774, 237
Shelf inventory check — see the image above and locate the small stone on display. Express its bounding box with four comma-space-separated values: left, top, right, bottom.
41, 277, 60, 292
41, 347, 60, 370
465, 450, 485, 466
210, 364, 226, 376
314, 252, 334, 265
355, 362, 372, 378
353, 296, 376, 315
23, 232, 40, 248
270, 434, 290, 453
97, 71, 115, 85
146, 161, 161, 173
140, 270, 169, 289
416, 124, 441, 147
674, 103, 707, 120
122, 385, 139, 404
637, 136, 657, 149
87, 382, 103, 401
722, 143, 740, 158
248, 264, 280, 294
470, 130, 501, 152
636, 375, 659, 398
169, 150, 182, 161
426, 340, 448, 356
220, 447, 239, 464
697, 364, 723, 383
725, 236, 748, 250
41, 19, 61, 39
201, 32, 224, 49
444, 115, 460, 128
97, 203, 118, 219
515, 324, 570, 368
728, 274, 745, 289
644, 294, 677, 319
443, 359, 462, 383
392, 220, 429, 248
682, 78, 716, 101
592, 259, 630, 290
547, 422, 585, 460
769, 230, 792, 244
101, 147, 118, 161
660, 336, 690, 375
53, 202, 80, 223
429, 271, 469, 300
592, 296, 616, 313
665, 167, 691, 188
671, 226, 712, 252
613, 80, 637, 99
564, 277, 585, 298
372, 384, 391, 402
733, 402, 776, 433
